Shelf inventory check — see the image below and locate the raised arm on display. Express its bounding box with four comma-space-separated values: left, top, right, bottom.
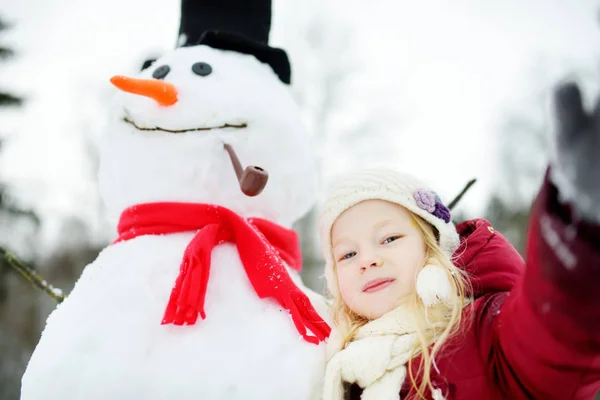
485, 82, 600, 399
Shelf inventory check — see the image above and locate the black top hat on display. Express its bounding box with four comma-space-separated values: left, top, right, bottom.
177, 0, 291, 84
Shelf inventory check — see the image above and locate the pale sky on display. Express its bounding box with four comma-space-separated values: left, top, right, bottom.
0, 0, 599, 248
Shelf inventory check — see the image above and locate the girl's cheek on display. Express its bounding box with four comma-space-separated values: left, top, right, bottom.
337, 282, 354, 309
336, 268, 348, 289
336, 270, 355, 297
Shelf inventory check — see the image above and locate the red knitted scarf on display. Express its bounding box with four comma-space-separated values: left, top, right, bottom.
114, 202, 331, 344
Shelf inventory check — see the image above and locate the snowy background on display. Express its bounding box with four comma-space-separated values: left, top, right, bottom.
0, 0, 599, 398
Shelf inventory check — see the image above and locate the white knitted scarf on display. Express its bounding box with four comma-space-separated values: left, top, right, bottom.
322, 305, 445, 400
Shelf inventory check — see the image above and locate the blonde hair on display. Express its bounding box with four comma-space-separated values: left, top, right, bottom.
330, 212, 471, 399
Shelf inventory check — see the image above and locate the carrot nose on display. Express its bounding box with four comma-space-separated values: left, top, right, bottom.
110, 75, 178, 106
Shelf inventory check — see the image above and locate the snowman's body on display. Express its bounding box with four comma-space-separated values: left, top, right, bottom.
21, 45, 330, 400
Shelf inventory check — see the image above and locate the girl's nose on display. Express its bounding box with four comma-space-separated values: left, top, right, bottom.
360, 254, 383, 271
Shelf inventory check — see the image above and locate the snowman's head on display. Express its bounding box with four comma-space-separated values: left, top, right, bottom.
99, 45, 317, 227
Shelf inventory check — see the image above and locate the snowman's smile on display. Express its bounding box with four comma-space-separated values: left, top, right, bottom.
123, 117, 247, 134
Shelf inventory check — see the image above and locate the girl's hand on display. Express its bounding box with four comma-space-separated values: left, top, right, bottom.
550, 82, 600, 223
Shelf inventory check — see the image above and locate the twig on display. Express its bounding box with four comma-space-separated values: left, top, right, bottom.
448, 178, 477, 210
0, 246, 65, 303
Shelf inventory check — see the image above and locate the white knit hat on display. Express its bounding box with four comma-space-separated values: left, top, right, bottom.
318, 167, 460, 299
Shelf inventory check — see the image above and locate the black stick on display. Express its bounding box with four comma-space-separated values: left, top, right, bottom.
448, 178, 477, 211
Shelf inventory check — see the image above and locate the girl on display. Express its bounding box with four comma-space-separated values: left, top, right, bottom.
318, 82, 600, 400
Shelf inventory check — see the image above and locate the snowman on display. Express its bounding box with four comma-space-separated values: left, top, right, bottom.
20, 1, 332, 399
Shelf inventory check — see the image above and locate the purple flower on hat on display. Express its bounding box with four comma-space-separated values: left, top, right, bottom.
414, 189, 452, 223
433, 201, 451, 223
414, 189, 436, 213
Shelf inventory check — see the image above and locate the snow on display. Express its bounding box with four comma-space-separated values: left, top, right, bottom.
22, 233, 324, 400
22, 235, 330, 399
20, 43, 332, 399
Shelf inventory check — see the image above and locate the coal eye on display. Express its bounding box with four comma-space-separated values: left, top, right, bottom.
152, 65, 170, 79
192, 62, 212, 76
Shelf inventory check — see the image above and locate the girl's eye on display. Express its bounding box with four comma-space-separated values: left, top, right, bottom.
339, 252, 356, 261
383, 236, 402, 244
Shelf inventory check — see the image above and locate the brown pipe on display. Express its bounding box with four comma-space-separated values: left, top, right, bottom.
223, 143, 269, 197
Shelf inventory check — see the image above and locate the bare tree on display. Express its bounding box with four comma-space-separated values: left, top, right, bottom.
0, 20, 112, 397
0, 15, 45, 400
0, 18, 22, 108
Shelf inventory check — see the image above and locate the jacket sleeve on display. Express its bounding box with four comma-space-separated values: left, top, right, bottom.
482, 170, 600, 399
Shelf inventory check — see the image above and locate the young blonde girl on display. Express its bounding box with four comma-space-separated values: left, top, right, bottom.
318, 170, 471, 399
317, 80, 600, 400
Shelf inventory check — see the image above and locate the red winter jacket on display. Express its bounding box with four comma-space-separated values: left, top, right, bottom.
349, 172, 600, 399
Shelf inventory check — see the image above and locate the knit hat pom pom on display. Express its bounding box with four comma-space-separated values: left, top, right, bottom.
416, 264, 452, 307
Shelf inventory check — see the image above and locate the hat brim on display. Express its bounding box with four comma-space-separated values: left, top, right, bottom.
198, 30, 291, 84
